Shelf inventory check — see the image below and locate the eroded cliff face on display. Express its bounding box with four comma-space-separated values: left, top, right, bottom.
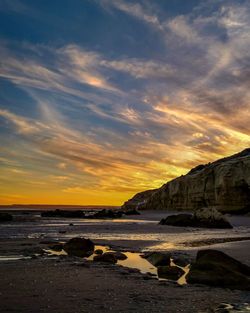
122, 149, 250, 213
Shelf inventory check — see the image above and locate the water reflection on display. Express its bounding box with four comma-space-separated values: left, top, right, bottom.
45, 245, 188, 284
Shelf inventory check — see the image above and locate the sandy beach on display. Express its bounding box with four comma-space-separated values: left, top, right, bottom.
0, 210, 250, 313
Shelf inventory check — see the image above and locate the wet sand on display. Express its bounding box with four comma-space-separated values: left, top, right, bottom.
0, 210, 250, 312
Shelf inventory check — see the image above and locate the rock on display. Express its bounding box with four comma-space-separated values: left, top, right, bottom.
0, 213, 13, 222
186, 249, 250, 290
173, 256, 190, 267
159, 214, 193, 227
122, 149, 250, 214
41, 209, 85, 218
63, 237, 94, 257
124, 209, 140, 216
22, 246, 45, 256
121, 189, 157, 211
144, 252, 171, 267
48, 243, 64, 251
69, 223, 74, 226
93, 252, 117, 264
106, 251, 127, 260
94, 249, 103, 255
157, 266, 185, 280
159, 208, 232, 229
209, 303, 250, 313
92, 209, 123, 219
193, 207, 233, 228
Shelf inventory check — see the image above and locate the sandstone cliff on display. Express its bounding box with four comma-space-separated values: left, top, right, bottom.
122, 149, 250, 213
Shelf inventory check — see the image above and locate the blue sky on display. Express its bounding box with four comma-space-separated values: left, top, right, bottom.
0, 0, 250, 204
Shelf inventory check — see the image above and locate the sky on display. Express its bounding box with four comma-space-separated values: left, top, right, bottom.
0, 0, 250, 205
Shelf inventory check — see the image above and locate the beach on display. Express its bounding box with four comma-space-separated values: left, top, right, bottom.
0, 210, 250, 312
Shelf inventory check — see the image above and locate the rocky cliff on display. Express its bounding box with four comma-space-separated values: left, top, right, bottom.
122, 149, 250, 213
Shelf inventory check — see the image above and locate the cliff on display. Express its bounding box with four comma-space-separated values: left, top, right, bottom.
122, 149, 250, 213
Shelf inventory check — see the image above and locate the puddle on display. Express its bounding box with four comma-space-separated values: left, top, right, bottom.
0, 255, 31, 261
45, 245, 189, 284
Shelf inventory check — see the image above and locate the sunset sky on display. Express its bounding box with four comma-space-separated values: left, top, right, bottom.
0, 0, 250, 205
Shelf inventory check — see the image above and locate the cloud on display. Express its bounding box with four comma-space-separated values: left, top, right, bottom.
99, 0, 163, 30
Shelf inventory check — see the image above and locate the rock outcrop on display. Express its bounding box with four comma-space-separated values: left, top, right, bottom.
63, 237, 95, 257
159, 208, 233, 228
0, 213, 13, 222
122, 149, 250, 213
186, 249, 250, 290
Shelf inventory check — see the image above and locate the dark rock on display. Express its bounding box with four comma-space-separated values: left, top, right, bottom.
159, 208, 232, 229
63, 237, 95, 257
48, 243, 64, 251
173, 256, 190, 267
159, 214, 193, 227
41, 209, 85, 218
105, 251, 127, 260
186, 249, 250, 290
144, 252, 171, 267
124, 209, 140, 216
157, 266, 185, 280
121, 189, 157, 211
92, 209, 123, 219
122, 149, 250, 214
94, 249, 103, 255
93, 252, 117, 264
0, 213, 13, 222
23, 246, 45, 256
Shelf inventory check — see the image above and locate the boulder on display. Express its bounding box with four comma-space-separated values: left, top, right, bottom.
124, 209, 140, 216
108, 251, 127, 260
157, 266, 185, 280
93, 252, 117, 264
159, 208, 232, 229
94, 249, 103, 255
192, 207, 232, 228
144, 252, 171, 267
48, 243, 64, 251
63, 237, 94, 257
93, 209, 123, 219
0, 213, 13, 222
186, 249, 250, 290
159, 214, 193, 227
122, 149, 250, 214
41, 209, 85, 218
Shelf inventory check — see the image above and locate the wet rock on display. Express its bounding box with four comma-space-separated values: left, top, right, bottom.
144, 252, 171, 267
104, 251, 127, 260
209, 302, 250, 313
157, 266, 185, 280
41, 209, 85, 218
92, 209, 123, 219
186, 249, 250, 290
0, 213, 13, 222
159, 208, 232, 229
159, 214, 193, 227
193, 208, 232, 229
63, 237, 95, 257
93, 252, 117, 264
173, 256, 190, 267
94, 249, 103, 255
48, 243, 64, 251
124, 209, 140, 216
23, 246, 45, 256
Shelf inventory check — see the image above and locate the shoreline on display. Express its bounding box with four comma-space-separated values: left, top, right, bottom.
0, 210, 250, 312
